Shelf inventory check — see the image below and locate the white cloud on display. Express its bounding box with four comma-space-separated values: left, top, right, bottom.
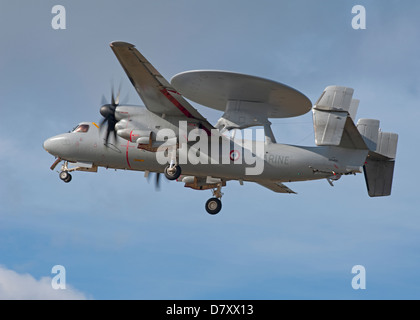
0, 265, 88, 300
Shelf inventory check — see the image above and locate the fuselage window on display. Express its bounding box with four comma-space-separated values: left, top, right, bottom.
73, 124, 90, 133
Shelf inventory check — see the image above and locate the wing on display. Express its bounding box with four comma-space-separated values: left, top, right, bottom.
257, 181, 297, 194
110, 41, 214, 131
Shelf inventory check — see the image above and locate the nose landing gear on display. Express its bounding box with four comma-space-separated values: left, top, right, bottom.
58, 161, 72, 183
59, 170, 72, 183
49, 160, 97, 183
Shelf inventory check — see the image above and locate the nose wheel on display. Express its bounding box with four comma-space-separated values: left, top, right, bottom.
59, 171, 72, 183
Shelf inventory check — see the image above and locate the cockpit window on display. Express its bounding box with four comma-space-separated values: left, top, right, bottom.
73, 124, 89, 133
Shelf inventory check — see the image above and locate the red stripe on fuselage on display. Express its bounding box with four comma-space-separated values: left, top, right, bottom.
126, 141, 132, 169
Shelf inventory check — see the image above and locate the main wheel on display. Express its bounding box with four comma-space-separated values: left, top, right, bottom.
205, 198, 222, 215
59, 171, 69, 181
164, 165, 181, 180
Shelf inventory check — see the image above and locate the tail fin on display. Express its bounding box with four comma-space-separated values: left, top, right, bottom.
312, 86, 367, 149
357, 119, 398, 197
312, 86, 398, 197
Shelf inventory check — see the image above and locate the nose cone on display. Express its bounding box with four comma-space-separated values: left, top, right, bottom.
43, 138, 52, 153
43, 135, 70, 157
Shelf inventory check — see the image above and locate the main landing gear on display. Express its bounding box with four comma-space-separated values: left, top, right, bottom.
205, 183, 223, 215
164, 149, 182, 180
163, 160, 224, 215
164, 164, 181, 180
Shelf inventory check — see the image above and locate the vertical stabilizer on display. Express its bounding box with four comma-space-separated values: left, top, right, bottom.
357, 119, 398, 197
363, 158, 395, 197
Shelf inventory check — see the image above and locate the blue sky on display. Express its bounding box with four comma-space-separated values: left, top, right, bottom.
0, 0, 419, 299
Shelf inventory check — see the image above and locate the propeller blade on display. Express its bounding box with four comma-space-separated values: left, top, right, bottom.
120, 92, 129, 105
111, 87, 116, 106
104, 126, 111, 145
115, 82, 122, 106
112, 126, 117, 142
99, 117, 107, 129
155, 173, 161, 191
100, 84, 123, 146
146, 172, 161, 191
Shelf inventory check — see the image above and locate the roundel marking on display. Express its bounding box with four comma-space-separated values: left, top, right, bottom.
230, 150, 240, 161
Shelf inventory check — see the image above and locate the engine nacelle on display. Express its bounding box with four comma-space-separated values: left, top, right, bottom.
117, 129, 152, 143
117, 128, 178, 152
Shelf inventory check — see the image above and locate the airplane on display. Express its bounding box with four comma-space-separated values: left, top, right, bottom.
43, 41, 398, 215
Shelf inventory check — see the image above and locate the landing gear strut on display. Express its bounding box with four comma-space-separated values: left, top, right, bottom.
164, 149, 181, 180
205, 183, 223, 215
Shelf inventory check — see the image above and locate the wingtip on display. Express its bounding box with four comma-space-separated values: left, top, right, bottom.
110, 41, 135, 48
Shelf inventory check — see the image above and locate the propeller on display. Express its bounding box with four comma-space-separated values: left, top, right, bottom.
100, 84, 121, 145
147, 172, 161, 191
